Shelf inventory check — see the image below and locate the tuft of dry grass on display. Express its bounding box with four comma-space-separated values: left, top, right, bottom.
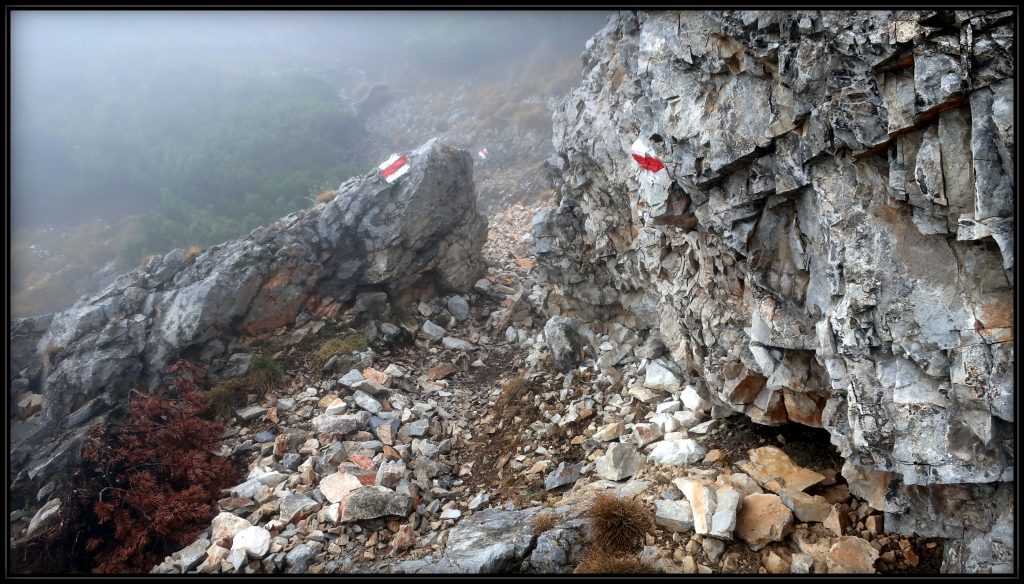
315, 187, 338, 205
586, 493, 654, 555
184, 245, 203, 262
532, 511, 558, 536
496, 376, 531, 417
574, 550, 658, 574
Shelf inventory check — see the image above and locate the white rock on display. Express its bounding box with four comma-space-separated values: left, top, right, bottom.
320, 472, 363, 503
655, 499, 694, 532
680, 386, 710, 412
440, 508, 462, 520
468, 492, 490, 510
650, 412, 679, 433
709, 487, 740, 539
648, 439, 707, 465
656, 400, 681, 414
353, 390, 382, 414
211, 512, 252, 542
231, 526, 271, 558
644, 359, 682, 392
673, 410, 702, 430
442, 336, 475, 351
595, 442, 644, 481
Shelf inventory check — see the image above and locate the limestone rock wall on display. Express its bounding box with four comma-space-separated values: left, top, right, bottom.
9, 139, 487, 497
533, 10, 1013, 571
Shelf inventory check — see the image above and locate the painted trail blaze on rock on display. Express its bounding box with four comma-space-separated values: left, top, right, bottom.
379, 154, 411, 183
630, 138, 665, 172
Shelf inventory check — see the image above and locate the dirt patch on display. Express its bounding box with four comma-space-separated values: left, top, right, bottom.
702, 414, 843, 475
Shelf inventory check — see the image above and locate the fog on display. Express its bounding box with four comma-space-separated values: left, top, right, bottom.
11, 10, 607, 228
9, 10, 608, 317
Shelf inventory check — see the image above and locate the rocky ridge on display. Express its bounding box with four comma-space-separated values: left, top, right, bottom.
10, 139, 487, 499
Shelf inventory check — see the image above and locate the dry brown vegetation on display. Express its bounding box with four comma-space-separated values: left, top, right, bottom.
496, 375, 532, 420
184, 245, 203, 262
586, 493, 654, 555
315, 187, 338, 204
532, 511, 558, 536
574, 550, 658, 574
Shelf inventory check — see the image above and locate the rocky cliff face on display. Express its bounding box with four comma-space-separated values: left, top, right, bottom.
533, 10, 1013, 572
10, 139, 487, 498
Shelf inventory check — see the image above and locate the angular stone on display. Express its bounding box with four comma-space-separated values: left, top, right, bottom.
175, 538, 210, 573
543, 316, 592, 372
285, 541, 324, 574
339, 369, 364, 387
278, 493, 319, 524
592, 421, 626, 442
655, 499, 694, 533
628, 423, 663, 448
840, 461, 889, 511
375, 459, 407, 489
644, 359, 682, 392
442, 336, 475, 351
779, 489, 832, 523
595, 442, 644, 481
468, 491, 490, 511
231, 526, 271, 559
421, 321, 446, 342
648, 439, 706, 466
340, 486, 412, 522
675, 477, 716, 535
827, 536, 879, 574
790, 552, 814, 574
352, 390, 382, 414
320, 472, 363, 504
709, 487, 741, 539
545, 461, 583, 491
311, 412, 369, 435
680, 386, 710, 413
823, 505, 849, 537
447, 296, 471, 322
737, 446, 824, 494
235, 406, 268, 422
211, 512, 252, 543
735, 493, 793, 551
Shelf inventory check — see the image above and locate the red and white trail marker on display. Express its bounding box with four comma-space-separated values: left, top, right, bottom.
631, 139, 665, 172
378, 154, 411, 183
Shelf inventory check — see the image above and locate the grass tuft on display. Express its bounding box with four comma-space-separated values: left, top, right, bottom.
532, 511, 558, 536
585, 493, 653, 555
315, 187, 338, 205
313, 333, 368, 369
574, 550, 658, 574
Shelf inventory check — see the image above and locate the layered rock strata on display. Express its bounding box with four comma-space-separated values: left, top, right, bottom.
533, 10, 1013, 572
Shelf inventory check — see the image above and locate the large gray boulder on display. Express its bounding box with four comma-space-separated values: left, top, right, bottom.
9, 138, 487, 497
531, 9, 1014, 573
391, 507, 541, 573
